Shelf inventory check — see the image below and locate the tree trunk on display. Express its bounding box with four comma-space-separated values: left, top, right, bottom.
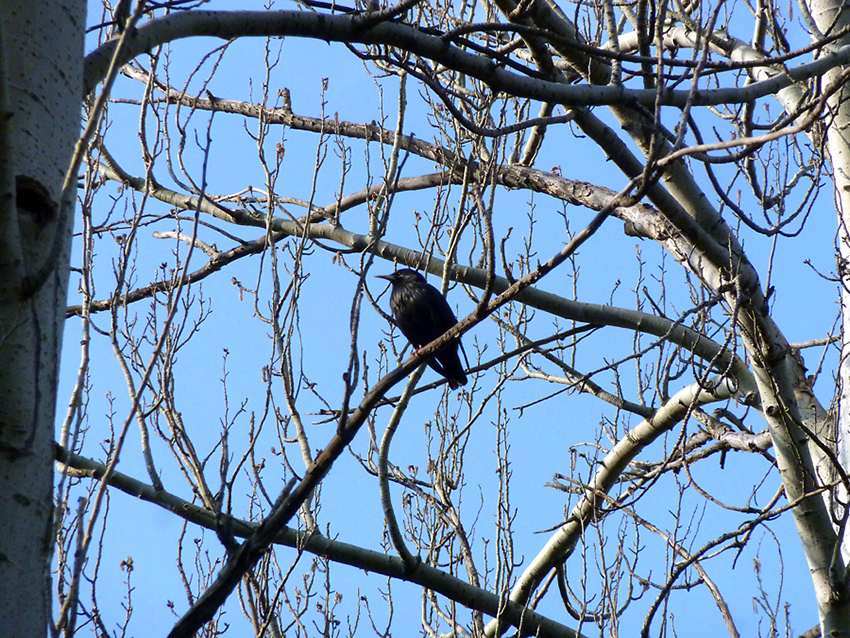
0, 0, 84, 634
802, 0, 850, 632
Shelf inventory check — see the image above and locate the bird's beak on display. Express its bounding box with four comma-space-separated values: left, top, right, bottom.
376, 274, 393, 281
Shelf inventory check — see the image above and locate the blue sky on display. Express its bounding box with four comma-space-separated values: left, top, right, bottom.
56, 1, 838, 635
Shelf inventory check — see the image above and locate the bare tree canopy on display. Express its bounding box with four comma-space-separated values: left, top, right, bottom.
3, 0, 850, 635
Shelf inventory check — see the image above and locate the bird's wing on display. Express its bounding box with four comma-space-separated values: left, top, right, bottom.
421, 286, 460, 332
390, 280, 462, 348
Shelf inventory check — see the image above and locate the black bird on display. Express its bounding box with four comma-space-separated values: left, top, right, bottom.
378, 269, 468, 389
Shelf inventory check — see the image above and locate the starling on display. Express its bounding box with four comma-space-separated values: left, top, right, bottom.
378, 269, 468, 389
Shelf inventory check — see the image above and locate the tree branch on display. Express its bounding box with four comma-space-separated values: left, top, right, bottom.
84, 10, 850, 108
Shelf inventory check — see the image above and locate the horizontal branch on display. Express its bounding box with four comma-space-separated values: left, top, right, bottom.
84, 10, 850, 109
54, 444, 585, 638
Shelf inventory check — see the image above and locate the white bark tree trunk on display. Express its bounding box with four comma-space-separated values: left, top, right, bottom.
811, 0, 850, 531
803, 0, 850, 633
0, 0, 84, 634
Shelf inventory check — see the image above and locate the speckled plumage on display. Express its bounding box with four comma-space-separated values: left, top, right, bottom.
378, 269, 468, 389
